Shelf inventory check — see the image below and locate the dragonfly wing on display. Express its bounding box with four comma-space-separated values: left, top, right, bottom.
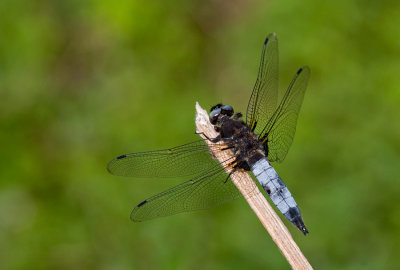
131, 161, 245, 221
246, 33, 279, 134
107, 140, 219, 178
260, 66, 310, 162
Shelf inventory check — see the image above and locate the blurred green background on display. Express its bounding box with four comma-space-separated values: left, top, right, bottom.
1, 0, 400, 269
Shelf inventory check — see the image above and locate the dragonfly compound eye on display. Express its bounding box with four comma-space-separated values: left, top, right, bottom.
209, 108, 221, 124
221, 105, 234, 116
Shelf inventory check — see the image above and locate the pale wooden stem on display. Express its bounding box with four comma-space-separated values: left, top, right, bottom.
195, 102, 312, 270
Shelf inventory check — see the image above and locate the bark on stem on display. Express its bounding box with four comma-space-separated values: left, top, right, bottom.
195, 102, 312, 270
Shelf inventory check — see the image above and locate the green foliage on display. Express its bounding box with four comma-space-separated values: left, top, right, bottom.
1, 0, 400, 269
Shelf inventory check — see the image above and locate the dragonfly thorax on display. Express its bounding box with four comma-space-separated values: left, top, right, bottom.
209, 104, 265, 171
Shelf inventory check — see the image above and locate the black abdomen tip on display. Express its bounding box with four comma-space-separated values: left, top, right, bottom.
299, 224, 309, 235
284, 207, 308, 235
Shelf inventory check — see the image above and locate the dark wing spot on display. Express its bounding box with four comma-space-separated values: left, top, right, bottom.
251, 121, 257, 131
137, 200, 147, 207
266, 188, 271, 195
297, 67, 303, 75
264, 37, 269, 45
117, 154, 127, 159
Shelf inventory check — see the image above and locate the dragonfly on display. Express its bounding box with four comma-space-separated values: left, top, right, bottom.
108, 33, 310, 234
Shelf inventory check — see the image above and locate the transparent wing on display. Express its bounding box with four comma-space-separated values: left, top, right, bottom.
246, 33, 279, 134
131, 159, 253, 221
260, 66, 310, 162
107, 140, 220, 178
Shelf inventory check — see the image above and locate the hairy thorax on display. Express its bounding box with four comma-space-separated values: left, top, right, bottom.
215, 115, 265, 171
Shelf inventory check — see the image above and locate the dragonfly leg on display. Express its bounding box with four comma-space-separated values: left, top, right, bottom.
210, 135, 222, 143
223, 157, 249, 184
220, 146, 234, 151
224, 169, 236, 183
195, 131, 221, 143
230, 158, 251, 171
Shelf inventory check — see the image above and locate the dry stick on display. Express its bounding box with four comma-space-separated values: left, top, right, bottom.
195, 102, 312, 270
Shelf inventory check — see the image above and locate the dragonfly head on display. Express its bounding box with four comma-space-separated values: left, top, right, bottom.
209, 104, 234, 124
